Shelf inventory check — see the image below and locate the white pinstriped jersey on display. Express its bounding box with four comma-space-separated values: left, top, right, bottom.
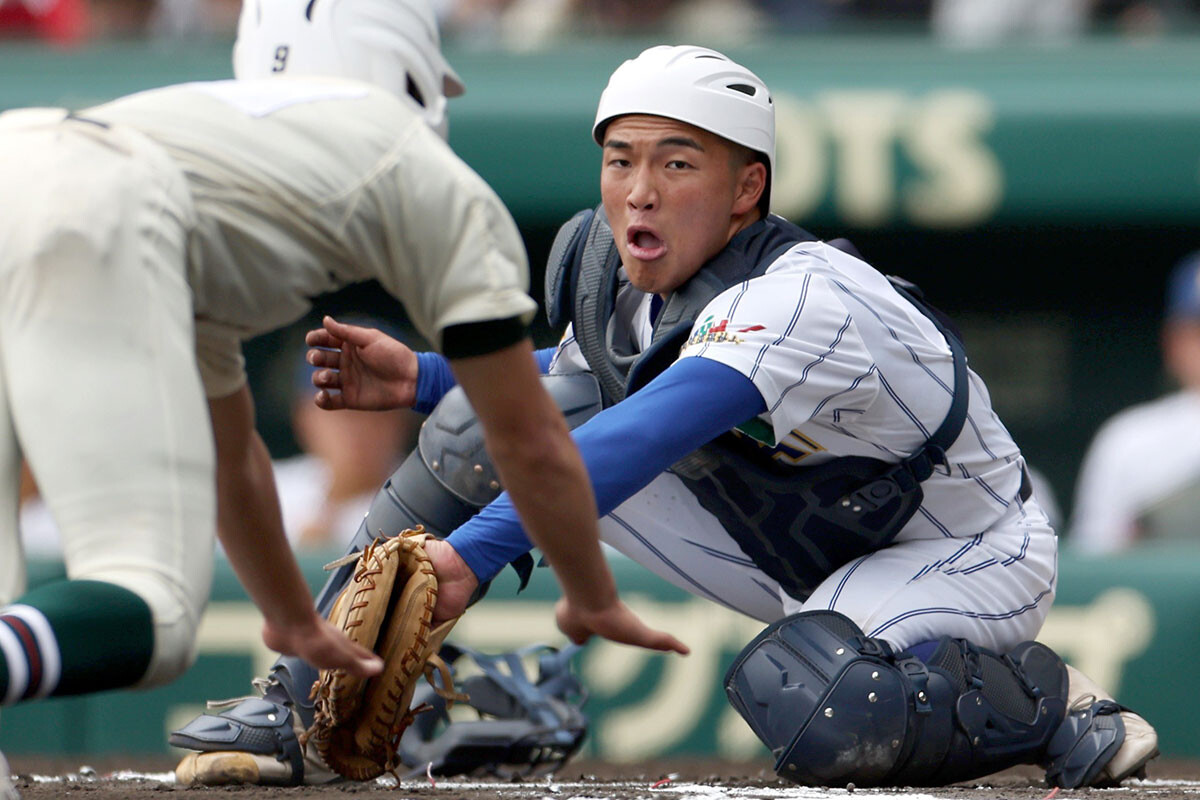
85, 77, 536, 397
551, 239, 1036, 546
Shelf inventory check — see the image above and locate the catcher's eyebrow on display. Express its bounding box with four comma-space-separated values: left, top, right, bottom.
604, 135, 705, 153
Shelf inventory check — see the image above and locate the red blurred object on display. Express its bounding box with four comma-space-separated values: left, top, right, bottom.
0, 0, 90, 46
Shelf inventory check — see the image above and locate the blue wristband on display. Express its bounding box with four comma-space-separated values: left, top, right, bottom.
414, 351, 457, 414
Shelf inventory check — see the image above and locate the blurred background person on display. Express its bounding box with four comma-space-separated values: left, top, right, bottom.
432, 0, 1200, 51
1069, 252, 1200, 553
0, 0, 242, 43
932, 0, 1092, 47
750, 0, 867, 31
11, 0, 1200, 49
933, 0, 1200, 46
0, 0, 88, 44
145, 0, 237, 38
438, 0, 768, 51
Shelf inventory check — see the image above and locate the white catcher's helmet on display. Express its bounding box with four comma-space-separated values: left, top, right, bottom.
233, 0, 464, 139
592, 45, 774, 209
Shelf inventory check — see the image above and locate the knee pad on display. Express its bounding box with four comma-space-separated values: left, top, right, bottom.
724, 610, 911, 785
725, 611, 1069, 787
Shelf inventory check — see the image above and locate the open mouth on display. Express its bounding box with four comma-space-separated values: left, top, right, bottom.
626, 226, 667, 261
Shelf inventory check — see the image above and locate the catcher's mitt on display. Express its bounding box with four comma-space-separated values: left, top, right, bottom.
303, 527, 465, 780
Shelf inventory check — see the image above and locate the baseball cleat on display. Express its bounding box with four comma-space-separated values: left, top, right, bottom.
169, 666, 337, 786
1046, 665, 1159, 788
170, 701, 340, 786
1097, 707, 1158, 785
1066, 663, 1159, 786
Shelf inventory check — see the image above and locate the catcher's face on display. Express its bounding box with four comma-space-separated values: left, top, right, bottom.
600, 114, 766, 298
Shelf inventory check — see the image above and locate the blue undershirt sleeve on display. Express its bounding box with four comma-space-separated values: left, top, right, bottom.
414, 347, 558, 414
446, 356, 767, 583
533, 346, 555, 374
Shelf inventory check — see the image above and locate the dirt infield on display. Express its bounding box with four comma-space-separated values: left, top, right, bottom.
9, 757, 1200, 800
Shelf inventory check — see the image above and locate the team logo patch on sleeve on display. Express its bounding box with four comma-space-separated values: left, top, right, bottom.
687, 316, 765, 347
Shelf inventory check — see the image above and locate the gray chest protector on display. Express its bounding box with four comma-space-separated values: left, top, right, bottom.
545, 207, 969, 601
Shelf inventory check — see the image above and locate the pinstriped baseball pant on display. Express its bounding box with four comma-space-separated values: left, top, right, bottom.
600, 468, 1057, 653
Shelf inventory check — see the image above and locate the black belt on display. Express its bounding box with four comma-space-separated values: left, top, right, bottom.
1019, 465, 1033, 503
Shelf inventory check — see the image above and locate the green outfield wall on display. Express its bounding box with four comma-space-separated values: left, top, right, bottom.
0, 547, 1195, 762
